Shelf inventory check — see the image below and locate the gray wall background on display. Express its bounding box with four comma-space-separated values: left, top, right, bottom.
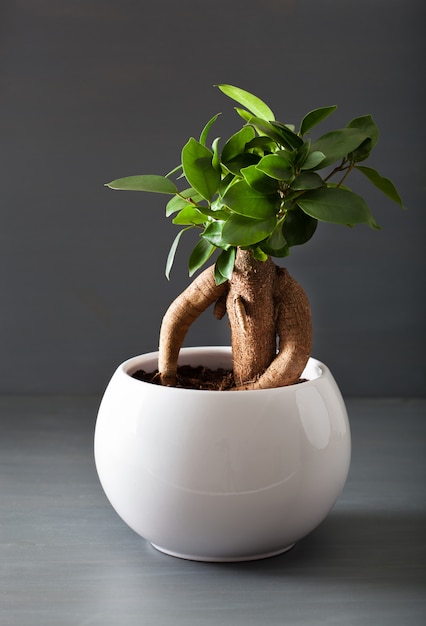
1, 0, 424, 396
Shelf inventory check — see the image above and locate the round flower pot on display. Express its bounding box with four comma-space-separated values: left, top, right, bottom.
94, 346, 351, 562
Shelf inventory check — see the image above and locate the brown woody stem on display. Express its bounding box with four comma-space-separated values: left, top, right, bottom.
158, 264, 228, 386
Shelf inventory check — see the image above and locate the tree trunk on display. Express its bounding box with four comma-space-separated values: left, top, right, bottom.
157, 249, 312, 390
226, 249, 277, 387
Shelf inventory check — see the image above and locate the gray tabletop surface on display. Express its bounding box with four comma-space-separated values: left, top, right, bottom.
1, 396, 425, 626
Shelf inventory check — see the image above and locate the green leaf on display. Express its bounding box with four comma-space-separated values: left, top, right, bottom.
296, 187, 377, 225
181, 138, 221, 201
347, 115, 379, 161
221, 214, 276, 246
256, 153, 294, 182
218, 172, 236, 197
222, 179, 280, 218
301, 151, 326, 170
290, 172, 325, 191
172, 206, 207, 225
248, 116, 302, 150
294, 139, 311, 168
300, 105, 337, 136
214, 264, 229, 285
188, 238, 216, 276
355, 165, 404, 207
221, 126, 256, 164
245, 136, 276, 155
211, 137, 221, 171
165, 188, 202, 216
282, 208, 318, 246
246, 116, 286, 146
165, 227, 192, 280
269, 121, 304, 149
241, 165, 279, 193
197, 205, 229, 221
252, 247, 269, 261
199, 113, 221, 146
310, 128, 369, 168
202, 220, 231, 250
106, 174, 178, 194
235, 107, 254, 123
216, 84, 275, 121
222, 152, 260, 176
260, 220, 290, 257
215, 246, 236, 280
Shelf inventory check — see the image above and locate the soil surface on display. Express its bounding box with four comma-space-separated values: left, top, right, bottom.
132, 365, 235, 390
132, 365, 307, 390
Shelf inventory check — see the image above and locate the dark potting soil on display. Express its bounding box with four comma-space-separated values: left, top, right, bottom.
132, 365, 235, 390
132, 365, 308, 390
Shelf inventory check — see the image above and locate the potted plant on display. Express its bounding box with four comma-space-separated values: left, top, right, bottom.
94, 85, 403, 561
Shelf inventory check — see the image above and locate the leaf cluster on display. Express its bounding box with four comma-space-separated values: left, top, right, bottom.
106, 85, 404, 282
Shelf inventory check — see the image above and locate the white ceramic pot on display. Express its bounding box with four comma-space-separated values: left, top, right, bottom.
95, 346, 351, 562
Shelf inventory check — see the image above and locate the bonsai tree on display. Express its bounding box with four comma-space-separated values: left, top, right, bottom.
106, 85, 403, 390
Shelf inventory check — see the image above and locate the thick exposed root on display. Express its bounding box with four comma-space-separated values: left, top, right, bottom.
233, 267, 312, 390
158, 265, 228, 386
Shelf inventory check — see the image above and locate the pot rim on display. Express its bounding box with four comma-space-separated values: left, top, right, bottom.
116, 346, 327, 394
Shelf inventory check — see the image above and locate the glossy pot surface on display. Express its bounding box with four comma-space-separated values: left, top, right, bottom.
95, 347, 351, 561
